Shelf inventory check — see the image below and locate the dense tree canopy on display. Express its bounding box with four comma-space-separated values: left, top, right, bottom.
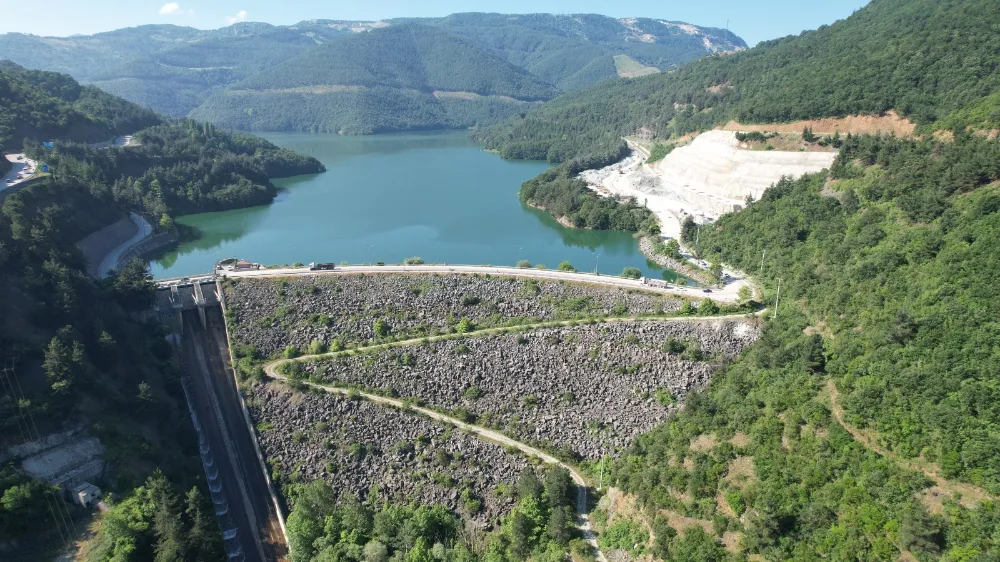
0, 65, 321, 558
0, 61, 161, 150
610, 133, 1000, 560
284, 466, 580, 562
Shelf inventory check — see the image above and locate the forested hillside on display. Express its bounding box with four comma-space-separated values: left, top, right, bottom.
190, 24, 562, 133
608, 132, 1000, 561
0, 67, 323, 559
0, 14, 745, 120
473, 0, 1000, 233
476, 0, 1000, 163
86, 23, 354, 116
0, 61, 161, 150
396, 13, 744, 91
0, 22, 351, 116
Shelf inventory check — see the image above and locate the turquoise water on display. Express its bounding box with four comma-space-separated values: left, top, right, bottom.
151, 131, 672, 279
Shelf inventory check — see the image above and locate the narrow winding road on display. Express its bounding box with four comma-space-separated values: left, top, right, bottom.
98, 213, 152, 278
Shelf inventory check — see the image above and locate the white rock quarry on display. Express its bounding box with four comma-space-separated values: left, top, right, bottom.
580, 130, 837, 238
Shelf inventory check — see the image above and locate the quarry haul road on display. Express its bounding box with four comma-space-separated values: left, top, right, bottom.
220, 263, 745, 304
261, 313, 760, 561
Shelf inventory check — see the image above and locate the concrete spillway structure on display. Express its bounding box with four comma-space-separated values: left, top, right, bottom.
157, 280, 287, 561
157, 280, 220, 332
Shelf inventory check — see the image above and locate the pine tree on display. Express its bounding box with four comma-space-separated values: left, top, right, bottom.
185, 487, 223, 562
147, 473, 185, 562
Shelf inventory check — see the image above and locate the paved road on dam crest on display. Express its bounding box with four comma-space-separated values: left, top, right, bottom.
217, 264, 748, 303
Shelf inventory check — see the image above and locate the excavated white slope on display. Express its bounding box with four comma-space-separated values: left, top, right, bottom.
659, 130, 836, 204
580, 131, 837, 238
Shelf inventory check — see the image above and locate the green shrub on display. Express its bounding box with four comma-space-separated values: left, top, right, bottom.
621, 267, 642, 279
455, 318, 474, 334
373, 318, 391, 337
599, 519, 649, 554
654, 389, 677, 406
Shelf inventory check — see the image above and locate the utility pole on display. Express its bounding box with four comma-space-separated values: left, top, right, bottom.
773, 278, 781, 319
594, 252, 601, 274
759, 249, 766, 278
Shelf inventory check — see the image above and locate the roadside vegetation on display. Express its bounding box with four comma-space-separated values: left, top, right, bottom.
0, 61, 161, 150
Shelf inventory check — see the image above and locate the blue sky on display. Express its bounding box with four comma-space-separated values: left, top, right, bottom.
0, 1, 869, 46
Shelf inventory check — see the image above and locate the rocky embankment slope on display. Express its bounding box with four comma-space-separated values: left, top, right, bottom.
246, 382, 533, 525
299, 320, 759, 458
225, 274, 684, 356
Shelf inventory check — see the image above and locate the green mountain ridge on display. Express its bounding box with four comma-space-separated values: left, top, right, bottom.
0, 13, 747, 129
475, 0, 1000, 164
190, 24, 564, 134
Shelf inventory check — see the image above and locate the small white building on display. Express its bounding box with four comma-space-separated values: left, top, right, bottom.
72, 482, 101, 507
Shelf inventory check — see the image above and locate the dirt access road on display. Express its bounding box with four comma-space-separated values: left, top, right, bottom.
265, 364, 609, 562
825, 380, 995, 507
262, 312, 762, 561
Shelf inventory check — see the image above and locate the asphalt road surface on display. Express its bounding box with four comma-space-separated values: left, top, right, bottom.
98, 213, 152, 278
2, 153, 38, 192
221, 264, 748, 303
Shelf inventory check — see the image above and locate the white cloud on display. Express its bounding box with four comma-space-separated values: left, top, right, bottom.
225, 10, 248, 24
158, 3, 193, 16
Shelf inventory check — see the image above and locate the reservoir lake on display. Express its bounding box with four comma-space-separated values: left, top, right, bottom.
150, 131, 676, 280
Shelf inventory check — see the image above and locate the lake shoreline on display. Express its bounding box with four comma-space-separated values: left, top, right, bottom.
151, 131, 679, 280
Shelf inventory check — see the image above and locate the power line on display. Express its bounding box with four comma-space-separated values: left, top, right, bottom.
5, 350, 78, 541
0, 368, 71, 547
1, 346, 78, 543
0, 357, 70, 545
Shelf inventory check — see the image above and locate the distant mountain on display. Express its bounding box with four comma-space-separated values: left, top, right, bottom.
190, 24, 562, 134
0, 13, 746, 131
475, 0, 1000, 163
405, 13, 744, 91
